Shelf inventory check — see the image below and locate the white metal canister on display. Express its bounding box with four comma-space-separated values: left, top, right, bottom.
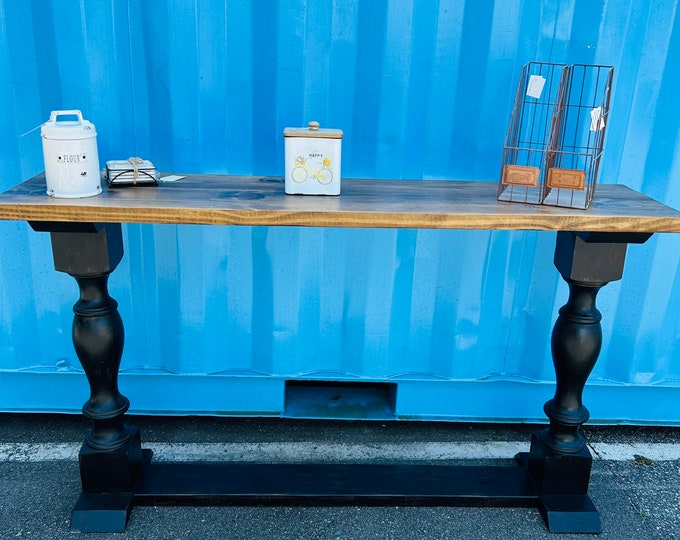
284, 121, 343, 195
41, 110, 101, 198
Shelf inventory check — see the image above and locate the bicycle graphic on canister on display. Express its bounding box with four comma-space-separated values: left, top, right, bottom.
291, 155, 334, 185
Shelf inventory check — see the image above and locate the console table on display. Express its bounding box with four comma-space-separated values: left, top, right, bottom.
2, 174, 680, 534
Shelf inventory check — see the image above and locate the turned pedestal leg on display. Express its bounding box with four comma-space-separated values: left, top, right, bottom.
524, 231, 650, 533
42, 223, 144, 532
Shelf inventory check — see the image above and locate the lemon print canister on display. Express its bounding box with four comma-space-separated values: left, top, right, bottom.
284, 121, 343, 195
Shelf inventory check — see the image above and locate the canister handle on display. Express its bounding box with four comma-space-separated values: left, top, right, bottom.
49, 110, 84, 124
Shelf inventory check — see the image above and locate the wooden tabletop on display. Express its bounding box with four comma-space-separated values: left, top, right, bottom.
1, 173, 680, 233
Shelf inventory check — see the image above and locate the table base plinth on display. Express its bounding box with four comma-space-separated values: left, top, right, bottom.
70, 450, 600, 534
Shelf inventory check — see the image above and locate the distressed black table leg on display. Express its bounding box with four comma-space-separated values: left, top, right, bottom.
520, 231, 651, 533
32, 223, 145, 533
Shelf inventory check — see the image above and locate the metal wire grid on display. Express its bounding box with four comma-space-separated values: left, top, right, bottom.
542, 64, 614, 209
499, 63, 613, 209
498, 62, 568, 204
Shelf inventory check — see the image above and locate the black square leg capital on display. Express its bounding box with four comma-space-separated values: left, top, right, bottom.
49, 223, 123, 276
554, 231, 627, 284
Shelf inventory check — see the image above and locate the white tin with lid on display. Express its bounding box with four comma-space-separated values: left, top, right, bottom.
41, 110, 101, 198
284, 121, 343, 195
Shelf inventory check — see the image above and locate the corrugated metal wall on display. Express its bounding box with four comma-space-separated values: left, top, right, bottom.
0, 0, 679, 423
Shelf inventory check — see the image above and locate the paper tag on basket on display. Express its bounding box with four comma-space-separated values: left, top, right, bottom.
526, 75, 546, 99
590, 107, 605, 131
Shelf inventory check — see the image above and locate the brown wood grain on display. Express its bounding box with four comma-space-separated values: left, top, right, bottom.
1, 174, 680, 232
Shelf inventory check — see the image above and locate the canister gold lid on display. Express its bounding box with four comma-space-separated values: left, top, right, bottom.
284, 121, 343, 139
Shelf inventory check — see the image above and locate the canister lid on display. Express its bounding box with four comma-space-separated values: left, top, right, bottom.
284, 121, 343, 139
41, 110, 97, 140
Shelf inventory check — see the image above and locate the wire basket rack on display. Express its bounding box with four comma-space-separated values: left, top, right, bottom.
498, 62, 568, 204
498, 62, 614, 209
542, 64, 614, 209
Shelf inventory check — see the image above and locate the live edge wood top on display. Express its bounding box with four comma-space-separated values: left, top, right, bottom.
1, 173, 680, 233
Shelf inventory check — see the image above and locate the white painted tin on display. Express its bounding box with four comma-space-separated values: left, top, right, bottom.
284, 121, 343, 195
41, 110, 101, 198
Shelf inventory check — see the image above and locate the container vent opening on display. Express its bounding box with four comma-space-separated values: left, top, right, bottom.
283, 380, 397, 420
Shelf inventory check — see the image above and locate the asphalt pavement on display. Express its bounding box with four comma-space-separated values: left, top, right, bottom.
1, 414, 678, 539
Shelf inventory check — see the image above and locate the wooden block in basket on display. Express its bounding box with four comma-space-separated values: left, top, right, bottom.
546, 168, 586, 191
501, 165, 540, 187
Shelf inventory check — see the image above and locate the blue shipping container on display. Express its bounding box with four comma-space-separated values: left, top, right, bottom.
0, 0, 679, 423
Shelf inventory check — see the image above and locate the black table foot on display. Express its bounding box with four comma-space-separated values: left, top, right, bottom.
516, 451, 601, 533
70, 492, 134, 533
540, 494, 600, 534
70, 446, 153, 532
